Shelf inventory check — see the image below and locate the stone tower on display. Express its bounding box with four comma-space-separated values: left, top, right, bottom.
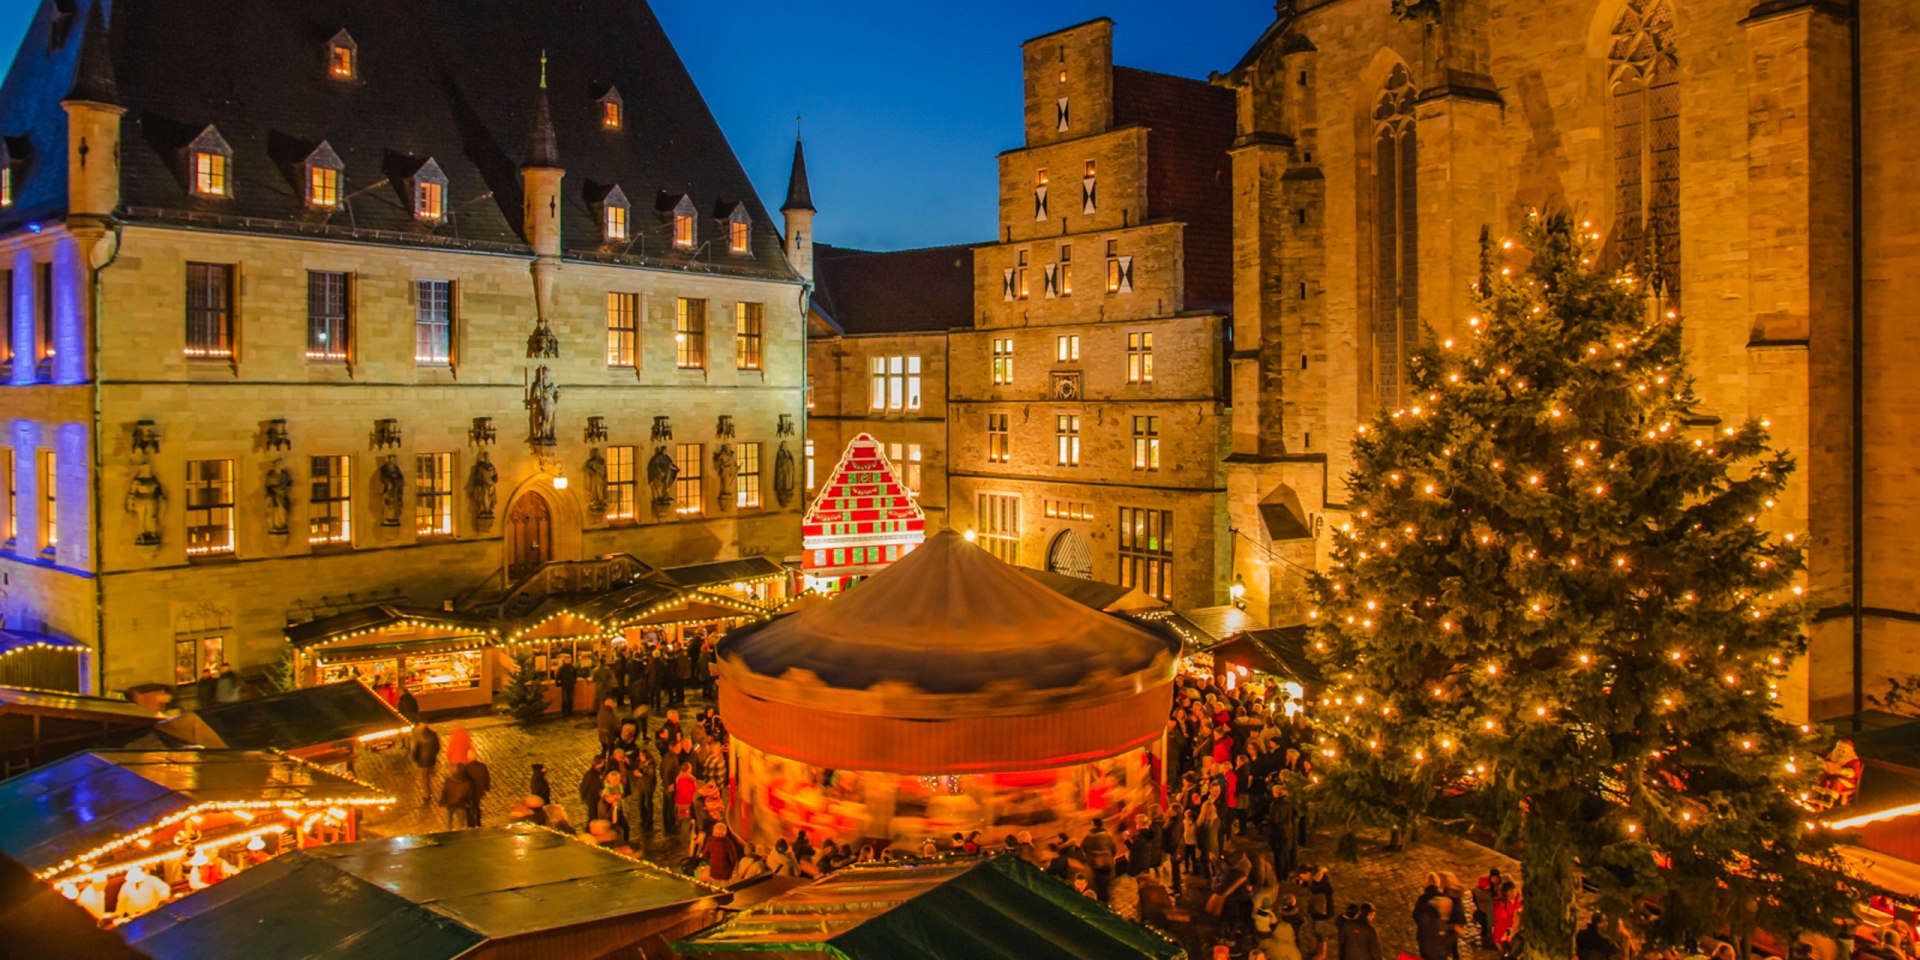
782, 133, 815, 284
60, 0, 122, 221
522, 54, 563, 335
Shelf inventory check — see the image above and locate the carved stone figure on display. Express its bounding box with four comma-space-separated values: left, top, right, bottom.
774, 441, 797, 507
468, 450, 499, 523
125, 461, 165, 546
584, 447, 608, 513
646, 445, 679, 507
376, 455, 406, 527
526, 365, 560, 446
264, 459, 293, 535
712, 443, 737, 504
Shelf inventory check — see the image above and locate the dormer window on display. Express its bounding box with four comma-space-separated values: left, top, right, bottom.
718, 202, 751, 254
328, 30, 358, 80
599, 185, 631, 242
1, 167, 12, 208
411, 158, 448, 222
303, 142, 345, 210
670, 194, 697, 250
598, 87, 624, 130
187, 125, 234, 199
729, 219, 748, 253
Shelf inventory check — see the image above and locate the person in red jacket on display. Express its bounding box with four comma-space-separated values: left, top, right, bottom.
704, 822, 743, 882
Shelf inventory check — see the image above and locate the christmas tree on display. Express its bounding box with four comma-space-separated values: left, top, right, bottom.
501, 648, 549, 723
1307, 213, 1849, 959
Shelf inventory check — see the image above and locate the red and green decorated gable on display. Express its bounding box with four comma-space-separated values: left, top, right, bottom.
801, 434, 927, 579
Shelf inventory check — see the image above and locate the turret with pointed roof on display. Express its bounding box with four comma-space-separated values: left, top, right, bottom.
781, 134, 814, 213
64, 0, 119, 108
782, 131, 815, 283
524, 53, 560, 171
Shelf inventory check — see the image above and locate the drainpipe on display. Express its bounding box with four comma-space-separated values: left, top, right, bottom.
87, 219, 122, 696
1849, 2, 1864, 730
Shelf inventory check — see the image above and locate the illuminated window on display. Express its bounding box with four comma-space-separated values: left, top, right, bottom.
415, 179, 444, 222
1118, 506, 1174, 603
185, 459, 235, 555
673, 212, 694, 249
185, 262, 234, 359
1371, 65, 1419, 409
414, 453, 452, 538
38, 450, 55, 549
1, 448, 12, 548
1055, 414, 1080, 466
977, 492, 1021, 564
188, 126, 233, 198
328, 30, 357, 79
308, 165, 340, 209
415, 280, 452, 365
730, 219, 750, 253
888, 443, 923, 495
604, 203, 629, 241
735, 302, 763, 370
306, 270, 350, 360
1132, 415, 1160, 471
1126, 332, 1153, 383
1610, 0, 1681, 299
35, 262, 51, 365
1106, 253, 1133, 294
599, 88, 624, 130
1082, 160, 1097, 214
676, 297, 706, 369
1, 167, 13, 207
308, 455, 351, 545
674, 443, 704, 515
805, 439, 816, 490
605, 292, 638, 367
1045, 499, 1093, 521
987, 413, 1010, 464
991, 338, 1014, 385
737, 442, 762, 509
606, 446, 635, 520
1055, 335, 1079, 363
1034, 168, 1049, 221
870, 355, 920, 412
0, 269, 10, 372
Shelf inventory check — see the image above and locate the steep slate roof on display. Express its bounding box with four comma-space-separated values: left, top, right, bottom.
1113, 65, 1236, 313
812, 243, 977, 334
0, 0, 795, 280
781, 134, 813, 212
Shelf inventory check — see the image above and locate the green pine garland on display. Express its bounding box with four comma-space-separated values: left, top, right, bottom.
1306, 213, 1852, 959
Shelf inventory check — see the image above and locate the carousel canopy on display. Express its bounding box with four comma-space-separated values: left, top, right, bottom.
0, 750, 390, 878
151, 681, 408, 753
717, 530, 1178, 773
674, 855, 1184, 960
724, 529, 1177, 696
122, 826, 723, 960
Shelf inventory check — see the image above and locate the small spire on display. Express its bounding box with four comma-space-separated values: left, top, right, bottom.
524, 54, 559, 169
781, 128, 814, 213
64, 0, 118, 107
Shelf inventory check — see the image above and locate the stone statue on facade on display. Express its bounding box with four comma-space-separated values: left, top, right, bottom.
376, 455, 406, 527
468, 450, 498, 524
712, 443, 737, 506
125, 461, 165, 546
584, 447, 608, 513
646, 446, 679, 508
774, 440, 797, 507
263, 459, 293, 535
526, 365, 560, 447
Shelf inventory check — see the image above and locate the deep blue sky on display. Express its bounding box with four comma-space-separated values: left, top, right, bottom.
0, 1, 1273, 251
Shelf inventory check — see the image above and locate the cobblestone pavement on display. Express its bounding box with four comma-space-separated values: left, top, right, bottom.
352, 707, 1518, 958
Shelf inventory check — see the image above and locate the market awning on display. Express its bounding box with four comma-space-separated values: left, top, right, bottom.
152, 681, 409, 753
0, 852, 148, 959
0, 630, 88, 658
662, 556, 787, 590
618, 592, 768, 628
1019, 567, 1163, 612
0, 750, 393, 879
285, 604, 500, 648
122, 825, 727, 960
0, 686, 160, 724
1207, 626, 1323, 685
674, 855, 1186, 959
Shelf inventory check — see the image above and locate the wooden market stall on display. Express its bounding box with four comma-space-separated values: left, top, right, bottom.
150, 681, 411, 769
122, 825, 728, 960
718, 529, 1180, 851
0, 749, 394, 923
0, 686, 161, 778
0, 629, 92, 693
800, 433, 926, 594
674, 855, 1186, 960
284, 605, 502, 714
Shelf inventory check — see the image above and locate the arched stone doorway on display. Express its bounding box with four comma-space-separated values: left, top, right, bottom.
1047, 529, 1093, 581
507, 493, 553, 581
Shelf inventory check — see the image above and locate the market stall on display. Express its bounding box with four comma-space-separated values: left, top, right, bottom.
800, 433, 926, 594
0, 629, 92, 693
674, 855, 1186, 960
150, 681, 410, 769
718, 529, 1180, 851
0, 749, 393, 923
285, 605, 501, 714
121, 824, 728, 960
0, 686, 161, 777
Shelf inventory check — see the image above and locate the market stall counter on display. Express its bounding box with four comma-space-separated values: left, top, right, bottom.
285, 605, 502, 714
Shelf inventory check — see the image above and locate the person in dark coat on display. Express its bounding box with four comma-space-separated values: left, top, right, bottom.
396, 686, 420, 723
1081, 818, 1118, 898
408, 722, 441, 804
555, 655, 578, 718
528, 763, 551, 805
439, 763, 475, 830
462, 755, 491, 828
579, 754, 609, 817
1417, 896, 1460, 960
1340, 904, 1383, 960
1575, 915, 1620, 960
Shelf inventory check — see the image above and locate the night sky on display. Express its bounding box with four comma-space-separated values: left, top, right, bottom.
0, 0, 1274, 251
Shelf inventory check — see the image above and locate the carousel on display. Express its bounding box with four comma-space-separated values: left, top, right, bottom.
716, 529, 1180, 851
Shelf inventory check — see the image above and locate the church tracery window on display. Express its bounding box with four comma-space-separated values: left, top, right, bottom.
1608, 0, 1680, 299
1370, 64, 1418, 411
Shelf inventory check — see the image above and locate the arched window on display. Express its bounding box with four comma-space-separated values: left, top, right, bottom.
1608, 0, 1680, 298
1371, 65, 1418, 411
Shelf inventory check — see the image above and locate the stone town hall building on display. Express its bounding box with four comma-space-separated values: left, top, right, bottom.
0, 0, 809, 693
1222, 0, 1913, 721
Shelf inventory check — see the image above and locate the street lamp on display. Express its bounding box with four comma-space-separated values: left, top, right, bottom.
1230, 574, 1248, 610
